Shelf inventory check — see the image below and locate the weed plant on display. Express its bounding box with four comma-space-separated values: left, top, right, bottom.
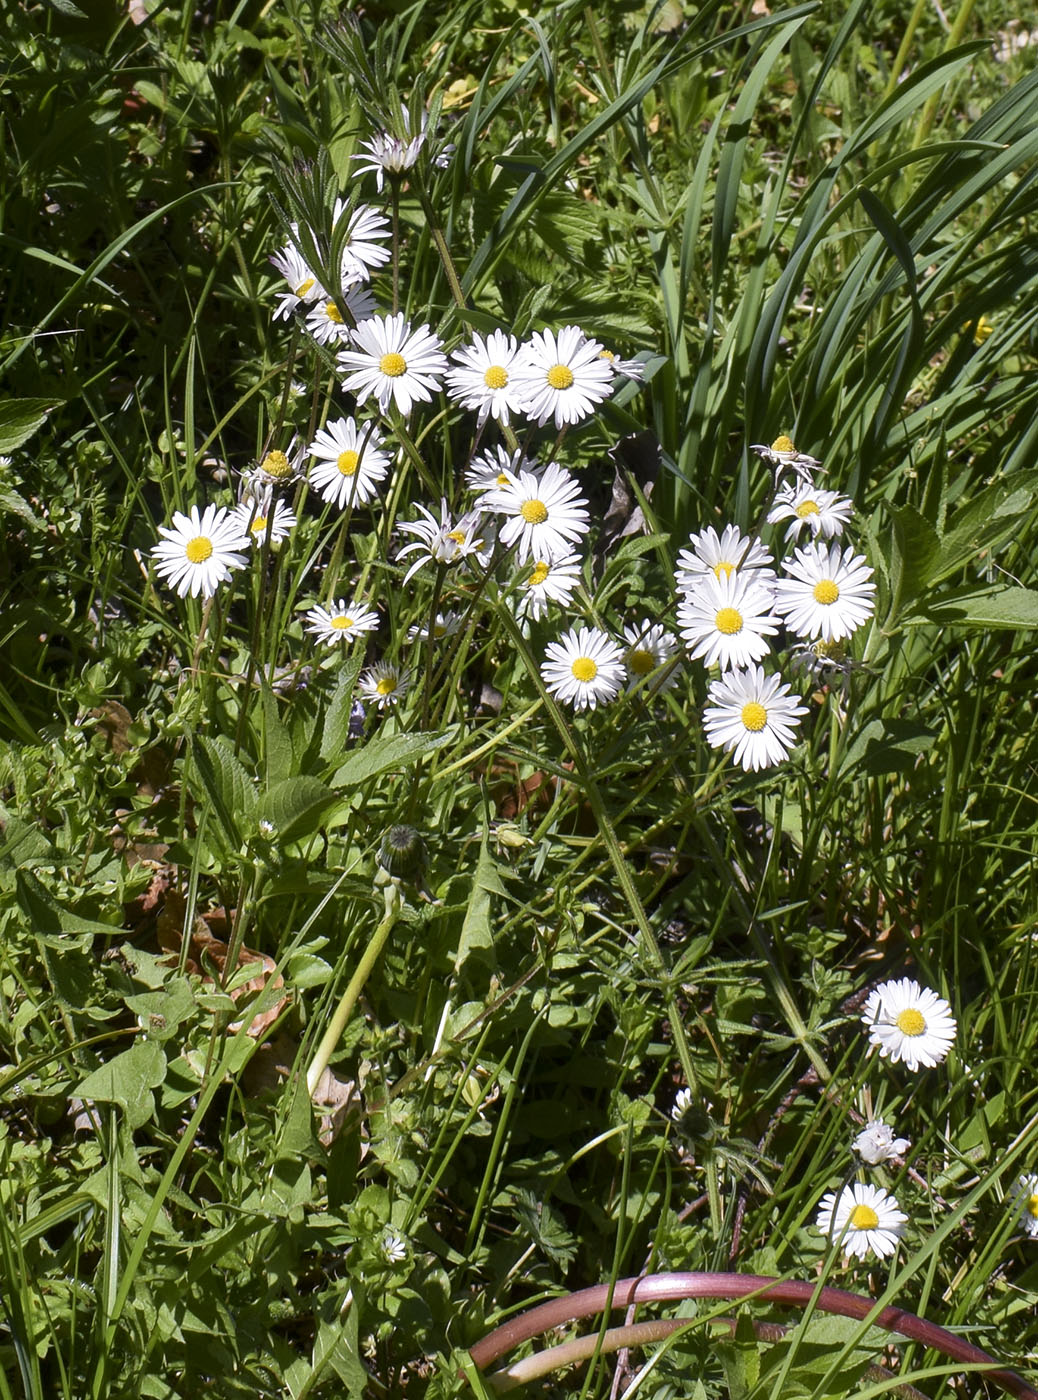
2, 0, 1038, 1396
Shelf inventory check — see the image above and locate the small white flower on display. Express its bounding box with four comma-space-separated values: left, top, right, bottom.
304, 599, 380, 645
816, 1182, 907, 1260
512, 551, 582, 622
790, 637, 856, 681
768, 483, 854, 541
703, 665, 808, 771
352, 107, 450, 191
1014, 1175, 1038, 1238
622, 620, 680, 693
303, 284, 378, 345
234, 498, 297, 546
358, 661, 411, 709
750, 434, 822, 483
598, 349, 647, 380
382, 1230, 408, 1264
396, 499, 488, 585
270, 243, 325, 321
465, 444, 538, 494
675, 525, 774, 594
671, 1087, 694, 1121
541, 626, 625, 711
678, 572, 780, 671
407, 611, 463, 642
853, 1120, 910, 1165
861, 978, 956, 1071
774, 542, 876, 643
485, 461, 590, 564
446, 330, 526, 426
512, 326, 614, 429
307, 416, 391, 510
151, 504, 250, 599
337, 313, 448, 416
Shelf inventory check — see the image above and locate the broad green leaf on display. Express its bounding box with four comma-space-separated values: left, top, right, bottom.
841, 718, 937, 776
74, 1042, 167, 1131
717, 1313, 761, 1400
320, 657, 365, 764
918, 585, 1038, 629
192, 735, 256, 853
886, 503, 940, 615
455, 834, 509, 973
257, 776, 338, 844
331, 729, 454, 787
0, 398, 57, 453
17, 868, 121, 936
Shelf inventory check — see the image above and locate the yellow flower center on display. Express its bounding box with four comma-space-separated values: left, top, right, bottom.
331, 615, 354, 630
814, 639, 846, 660
849, 1204, 879, 1231
1027, 1194, 1038, 1219
337, 449, 360, 477
629, 648, 654, 675
795, 500, 819, 518
895, 1007, 926, 1037
547, 364, 574, 390
521, 499, 549, 525
715, 607, 743, 636
483, 365, 509, 389
712, 561, 734, 581
528, 562, 550, 587
295, 277, 316, 297
447, 529, 467, 545
261, 450, 292, 479
741, 701, 767, 732
496, 472, 509, 486
185, 536, 213, 564
432, 622, 447, 638
571, 657, 597, 683
813, 579, 840, 605
376, 677, 398, 696
599, 349, 616, 363
380, 352, 407, 377
771, 434, 795, 454
249, 516, 268, 536
324, 301, 344, 324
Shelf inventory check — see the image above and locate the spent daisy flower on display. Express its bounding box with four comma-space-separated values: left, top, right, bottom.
774, 542, 876, 643
304, 284, 378, 346
512, 326, 614, 429
767, 483, 854, 541
703, 665, 808, 771
234, 498, 297, 547
1014, 1175, 1038, 1238
352, 107, 450, 191
240, 441, 306, 508
623, 620, 680, 693
513, 551, 582, 622
790, 636, 856, 682
853, 1120, 911, 1166
358, 661, 410, 710
304, 599, 379, 645
446, 330, 526, 426
337, 313, 448, 416
407, 611, 463, 642
151, 504, 250, 599
675, 525, 774, 593
465, 444, 538, 494
541, 626, 625, 711
749, 434, 822, 483
486, 461, 590, 564
861, 978, 956, 1071
307, 417, 391, 510
677, 572, 781, 671
816, 1183, 907, 1260
396, 499, 488, 585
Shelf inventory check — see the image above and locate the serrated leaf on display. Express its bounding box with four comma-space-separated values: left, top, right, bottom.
455, 834, 509, 973
257, 776, 337, 844
0, 483, 43, 529
331, 729, 454, 787
320, 658, 365, 764
17, 868, 122, 936
192, 735, 256, 853
74, 1041, 167, 1130
717, 1313, 760, 1400
886, 503, 940, 612
0, 398, 56, 454
918, 585, 1038, 628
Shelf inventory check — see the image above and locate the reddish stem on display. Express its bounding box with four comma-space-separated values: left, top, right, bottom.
468, 1271, 1038, 1400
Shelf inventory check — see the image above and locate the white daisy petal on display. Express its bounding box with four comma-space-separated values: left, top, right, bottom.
512, 551, 582, 622
774, 542, 876, 643
234, 498, 297, 546
304, 599, 380, 645
151, 504, 250, 599
483, 461, 589, 564
816, 1183, 907, 1260
702, 665, 807, 771
1013, 1175, 1038, 1239
446, 330, 526, 427
358, 661, 411, 709
768, 483, 854, 541
677, 572, 780, 671
307, 416, 391, 510
511, 325, 614, 429
541, 626, 625, 711
852, 1119, 910, 1166
861, 978, 956, 1070
622, 619, 681, 693
337, 313, 448, 416
675, 525, 774, 593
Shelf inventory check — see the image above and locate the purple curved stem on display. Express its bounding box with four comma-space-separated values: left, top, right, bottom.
468, 1271, 1038, 1400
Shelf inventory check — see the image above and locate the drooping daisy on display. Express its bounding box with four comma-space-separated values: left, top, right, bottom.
774, 542, 876, 643
304, 599, 380, 645
677, 572, 780, 671
331, 199, 393, 283
512, 326, 614, 429
1013, 1175, 1038, 1238
358, 661, 411, 709
234, 498, 297, 546
352, 107, 452, 192
599, 349, 647, 381
486, 461, 590, 564
790, 636, 856, 682
304, 284, 377, 346
853, 1120, 911, 1166
151, 504, 251, 599
622, 620, 680, 693
767, 483, 854, 541
446, 330, 526, 427
541, 626, 625, 711
675, 525, 774, 594
465, 444, 538, 494
407, 611, 463, 642
396, 499, 489, 585
512, 551, 582, 622
815, 1183, 907, 1260
749, 434, 822, 482
241, 441, 306, 507
337, 313, 448, 416
270, 243, 326, 321
861, 978, 956, 1071
702, 666, 808, 772
307, 417, 391, 510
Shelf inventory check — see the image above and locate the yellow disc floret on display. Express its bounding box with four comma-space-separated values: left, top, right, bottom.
380, 352, 407, 377
629, 649, 654, 675
324, 302, 344, 324
547, 364, 574, 390
715, 607, 743, 636
521, 499, 549, 525
741, 701, 767, 732
895, 1007, 926, 1037
376, 677, 398, 696
483, 365, 509, 389
849, 1204, 879, 1231
331, 615, 354, 630
261, 450, 292, 479
337, 449, 360, 477
571, 657, 598, 682
813, 579, 840, 606
795, 499, 820, 518
185, 536, 213, 564
528, 562, 550, 587
771, 434, 795, 454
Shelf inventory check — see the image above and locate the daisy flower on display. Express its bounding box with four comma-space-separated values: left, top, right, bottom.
352, 107, 451, 192
240, 441, 306, 508
358, 661, 410, 710
234, 498, 297, 546
337, 313, 448, 416
749, 434, 822, 482
151, 504, 251, 599
304, 284, 377, 346
703, 665, 808, 772
622, 620, 680, 693
270, 243, 325, 321
677, 572, 780, 671
513, 551, 582, 622
767, 483, 854, 541
816, 1183, 907, 1260
396, 499, 488, 585
331, 199, 392, 283
774, 542, 876, 643
853, 1120, 910, 1166
599, 349, 647, 381
407, 611, 463, 642
541, 626, 625, 711
1014, 1175, 1038, 1238
790, 637, 856, 682
486, 461, 590, 564
446, 330, 526, 426
861, 978, 956, 1071
512, 326, 614, 429
307, 416, 390, 510
675, 525, 774, 593
304, 599, 380, 645
465, 444, 537, 494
